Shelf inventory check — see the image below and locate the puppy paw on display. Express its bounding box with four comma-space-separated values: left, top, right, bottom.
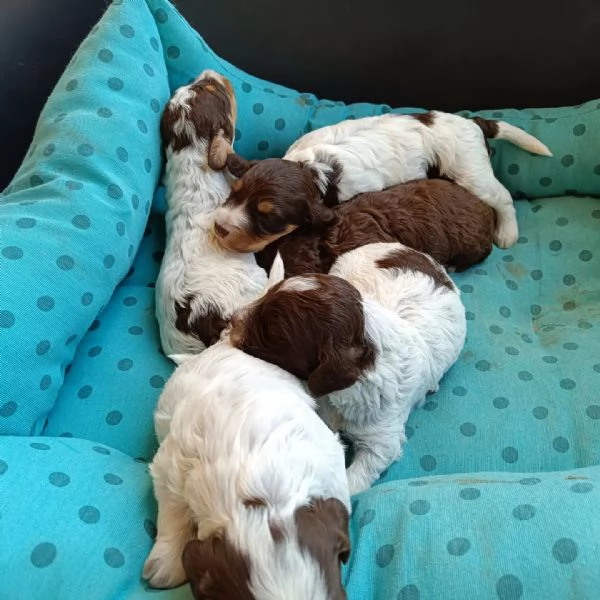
143, 542, 187, 589
494, 221, 518, 249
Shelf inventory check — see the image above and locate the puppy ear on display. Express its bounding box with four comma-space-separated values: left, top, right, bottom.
226, 152, 257, 177
182, 539, 215, 597
207, 129, 232, 170
307, 335, 364, 397
307, 200, 335, 228
317, 498, 351, 564
268, 252, 286, 288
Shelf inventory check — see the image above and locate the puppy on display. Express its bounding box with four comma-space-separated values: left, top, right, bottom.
155, 69, 268, 357
212, 112, 551, 250
143, 339, 351, 599
229, 243, 467, 495
249, 178, 496, 276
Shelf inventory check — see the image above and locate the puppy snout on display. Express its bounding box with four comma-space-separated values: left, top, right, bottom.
213, 222, 229, 238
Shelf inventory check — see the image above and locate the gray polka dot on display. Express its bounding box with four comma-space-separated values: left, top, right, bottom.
521, 334, 534, 344
242, 82, 252, 93
460, 487, 481, 500
56, 255, 74, 271
258, 140, 269, 151
97, 107, 112, 118
106, 410, 123, 425
556, 217, 569, 226
150, 98, 160, 113
120, 24, 135, 38
167, 45, 180, 59
561, 155, 574, 167
532, 406, 548, 420
107, 184, 123, 199
423, 400, 437, 412
49, 471, 70, 487
490, 325, 503, 334
137, 119, 148, 133
66, 180, 83, 191
563, 274, 576, 286
553, 437, 569, 453
563, 301, 576, 312
80, 292, 93, 307
108, 77, 124, 91
143, 63, 154, 76
77, 143, 94, 157
29, 174, 43, 187
465, 311, 476, 321
17, 217, 36, 229
31, 442, 50, 451
78, 385, 92, 399
66, 79, 78, 92
461, 284, 473, 293
520, 477, 541, 485
502, 447, 518, 463
37, 296, 55, 311
54, 112, 67, 123
505, 347, 519, 356
586, 405, 600, 420
542, 356, 557, 364
274, 118, 286, 130
405, 425, 414, 439
98, 49, 113, 62
452, 386, 467, 396
512, 504, 536, 520
493, 397, 509, 409
0, 460, 7, 475
460, 423, 476, 437
0, 401, 17, 417
43, 143, 56, 156
129, 326, 143, 335
447, 537, 470, 556
560, 379, 576, 390
79, 505, 100, 524
408, 480, 428, 487
496, 574, 523, 599
518, 371, 533, 381
104, 548, 125, 568
359, 509, 375, 527
39, 375, 52, 391
104, 473, 123, 485
549, 240, 562, 252
420, 455, 437, 472
530, 304, 542, 316
476, 360, 490, 371
409, 500, 430, 515
579, 250, 593, 262
573, 124, 586, 136
375, 544, 395, 567
131, 194, 140, 209
397, 584, 420, 600
507, 164, 519, 175
150, 375, 165, 388
499, 306, 511, 318
1, 246, 23, 260
30, 542, 57, 568
35, 341, 51, 357
117, 358, 133, 371
116, 147, 128, 162
571, 482, 593, 493
552, 538, 578, 563
154, 8, 168, 23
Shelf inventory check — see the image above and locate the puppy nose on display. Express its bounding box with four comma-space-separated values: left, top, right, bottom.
214, 222, 229, 238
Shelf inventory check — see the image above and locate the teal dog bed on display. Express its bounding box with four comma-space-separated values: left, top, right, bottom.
1, 0, 599, 598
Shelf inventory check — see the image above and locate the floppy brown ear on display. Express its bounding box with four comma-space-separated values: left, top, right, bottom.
307, 199, 335, 228
296, 498, 351, 565
208, 129, 232, 170
307, 335, 364, 397
226, 152, 257, 177
182, 537, 251, 600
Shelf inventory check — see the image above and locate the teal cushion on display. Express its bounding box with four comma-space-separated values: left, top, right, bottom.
1, 0, 599, 599
0, 1, 170, 435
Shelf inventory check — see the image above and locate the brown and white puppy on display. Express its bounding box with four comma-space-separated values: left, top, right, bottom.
215, 177, 496, 275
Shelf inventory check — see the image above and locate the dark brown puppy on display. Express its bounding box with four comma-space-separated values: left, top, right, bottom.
249, 178, 496, 276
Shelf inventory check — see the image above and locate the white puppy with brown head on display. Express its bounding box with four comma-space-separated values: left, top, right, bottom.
229, 243, 467, 495
155, 69, 267, 358
143, 336, 351, 599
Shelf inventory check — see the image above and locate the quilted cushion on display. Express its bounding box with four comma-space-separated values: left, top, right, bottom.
1, 0, 599, 599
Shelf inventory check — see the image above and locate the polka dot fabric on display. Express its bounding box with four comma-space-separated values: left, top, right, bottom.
344, 467, 600, 600
0, 0, 170, 435
2, 0, 600, 598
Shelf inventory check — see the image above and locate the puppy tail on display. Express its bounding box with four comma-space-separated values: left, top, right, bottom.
472, 117, 553, 157
268, 252, 286, 287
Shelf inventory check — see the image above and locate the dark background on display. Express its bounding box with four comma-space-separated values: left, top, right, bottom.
2, 0, 599, 189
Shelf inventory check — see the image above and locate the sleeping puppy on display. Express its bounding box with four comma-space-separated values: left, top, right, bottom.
228, 243, 467, 494
244, 178, 496, 277
213, 111, 551, 249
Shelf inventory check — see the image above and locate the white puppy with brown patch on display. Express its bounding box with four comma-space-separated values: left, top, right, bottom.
143, 336, 351, 599
213, 112, 551, 252
155, 69, 267, 358
229, 243, 467, 495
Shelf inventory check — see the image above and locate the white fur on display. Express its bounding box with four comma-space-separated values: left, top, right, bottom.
155, 71, 268, 357
268, 243, 466, 495
285, 112, 552, 248
143, 340, 350, 596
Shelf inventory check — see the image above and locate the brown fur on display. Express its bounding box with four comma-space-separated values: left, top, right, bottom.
230, 274, 376, 397
472, 116, 500, 139
175, 298, 229, 348
412, 111, 435, 127
160, 74, 237, 169
376, 247, 454, 291
183, 536, 252, 599
295, 499, 351, 600
254, 179, 495, 276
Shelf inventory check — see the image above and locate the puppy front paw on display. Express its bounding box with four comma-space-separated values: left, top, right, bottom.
143, 541, 187, 589
494, 220, 518, 249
